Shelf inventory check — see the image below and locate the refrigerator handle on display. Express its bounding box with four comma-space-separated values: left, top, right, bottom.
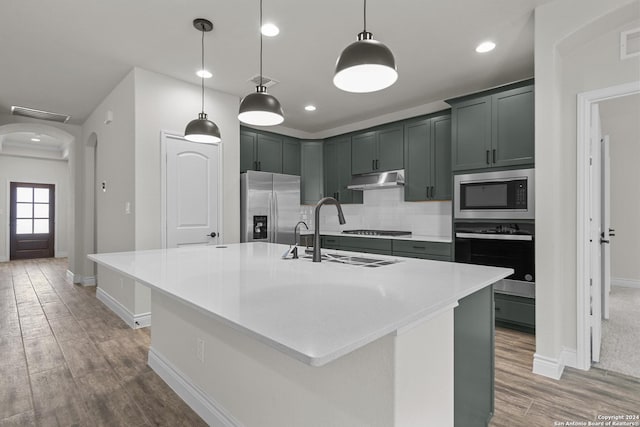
273, 192, 279, 243
267, 192, 273, 243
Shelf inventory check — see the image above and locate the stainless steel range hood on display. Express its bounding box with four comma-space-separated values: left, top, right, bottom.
347, 170, 405, 190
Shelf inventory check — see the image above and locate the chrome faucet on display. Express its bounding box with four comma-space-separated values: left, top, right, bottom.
292, 221, 309, 259
313, 197, 346, 262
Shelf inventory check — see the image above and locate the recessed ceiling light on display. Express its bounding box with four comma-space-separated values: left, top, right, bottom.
196, 69, 213, 78
304, 105, 316, 112
31, 137, 41, 142
475, 41, 496, 53
261, 23, 279, 37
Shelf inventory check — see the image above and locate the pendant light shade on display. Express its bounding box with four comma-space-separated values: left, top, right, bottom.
238, 0, 284, 126
238, 86, 284, 126
333, 1, 398, 93
185, 18, 221, 143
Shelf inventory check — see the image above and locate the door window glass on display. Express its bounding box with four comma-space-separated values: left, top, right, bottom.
15, 186, 50, 234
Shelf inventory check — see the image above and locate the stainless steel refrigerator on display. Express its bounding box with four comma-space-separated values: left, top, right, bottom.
241, 171, 301, 245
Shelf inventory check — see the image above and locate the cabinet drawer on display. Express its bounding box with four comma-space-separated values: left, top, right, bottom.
494, 295, 535, 327
321, 236, 341, 249
340, 236, 392, 252
392, 251, 451, 262
392, 240, 451, 257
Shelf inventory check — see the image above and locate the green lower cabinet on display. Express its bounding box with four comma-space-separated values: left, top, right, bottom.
392, 240, 452, 261
454, 285, 495, 427
494, 293, 535, 332
340, 236, 392, 255
320, 236, 341, 250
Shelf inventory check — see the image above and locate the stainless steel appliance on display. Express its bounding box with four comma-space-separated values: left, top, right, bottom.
241, 171, 300, 245
454, 222, 534, 298
454, 168, 534, 220
342, 229, 411, 237
347, 170, 405, 190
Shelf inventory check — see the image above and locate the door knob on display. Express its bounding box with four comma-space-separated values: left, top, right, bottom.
206, 232, 217, 238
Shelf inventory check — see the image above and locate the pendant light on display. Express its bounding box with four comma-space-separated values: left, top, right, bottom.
184, 18, 221, 143
238, 0, 284, 126
333, 0, 398, 93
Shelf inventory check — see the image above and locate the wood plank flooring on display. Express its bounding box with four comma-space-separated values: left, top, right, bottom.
1, 258, 638, 426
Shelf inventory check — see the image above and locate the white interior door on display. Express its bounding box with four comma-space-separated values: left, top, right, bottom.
165, 136, 220, 248
590, 104, 603, 363
601, 135, 612, 320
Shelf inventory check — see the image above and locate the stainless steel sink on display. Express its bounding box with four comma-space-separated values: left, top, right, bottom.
300, 252, 401, 268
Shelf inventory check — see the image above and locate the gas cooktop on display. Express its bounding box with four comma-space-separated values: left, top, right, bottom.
342, 229, 412, 237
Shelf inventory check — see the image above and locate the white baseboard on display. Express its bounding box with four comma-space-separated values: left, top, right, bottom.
0, 255, 8, 262
55, 251, 68, 258
148, 347, 242, 427
612, 277, 640, 289
96, 287, 151, 329
66, 270, 97, 287
532, 353, 565, 380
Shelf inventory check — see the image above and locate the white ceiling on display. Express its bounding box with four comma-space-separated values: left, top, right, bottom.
0, 132, 69, 160
0, 0, 553, 134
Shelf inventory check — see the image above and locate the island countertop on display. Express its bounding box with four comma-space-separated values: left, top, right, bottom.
89, 242, 511, 366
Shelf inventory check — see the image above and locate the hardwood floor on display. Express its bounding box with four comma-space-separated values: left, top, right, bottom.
1, 258, 638, 426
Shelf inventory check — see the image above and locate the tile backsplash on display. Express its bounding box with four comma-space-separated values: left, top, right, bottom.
301, 187, 452, 238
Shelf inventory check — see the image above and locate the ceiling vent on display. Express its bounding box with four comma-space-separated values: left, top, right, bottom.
11, 106, 71, 123
620, 28, 640, 59
248, 75, 279, 88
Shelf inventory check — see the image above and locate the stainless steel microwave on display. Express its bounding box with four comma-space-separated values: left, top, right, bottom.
454, 168, 535, 220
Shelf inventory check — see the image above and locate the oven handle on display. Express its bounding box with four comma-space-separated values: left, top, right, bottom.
455, 232, 533, 241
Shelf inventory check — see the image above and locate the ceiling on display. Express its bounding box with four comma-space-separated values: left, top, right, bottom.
0, 0, 553, 135
0, 131, 69, 160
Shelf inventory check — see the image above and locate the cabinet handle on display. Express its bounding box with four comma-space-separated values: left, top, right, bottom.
258, 161, 261, 170
412, 245, 426, 250
426, 186, 430, 198
486, 150, 490, 165
376, 159, 379, 170
336, 192, 340, 201
431, 186, 434, 198
492, 149, 496, 164
253, 161, 257, 170
372, 159, 375, 170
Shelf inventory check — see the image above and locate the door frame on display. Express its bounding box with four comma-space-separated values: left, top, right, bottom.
160, 131, 224, 249
5, 179, 60, 260
575, 80, 640, 370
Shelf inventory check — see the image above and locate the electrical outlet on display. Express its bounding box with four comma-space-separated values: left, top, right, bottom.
196, 338, 205, 363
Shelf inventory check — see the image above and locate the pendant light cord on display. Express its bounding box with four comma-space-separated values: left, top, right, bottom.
259, 0, 263, 87
363, 0, 367, 32
200, 27, 205, 113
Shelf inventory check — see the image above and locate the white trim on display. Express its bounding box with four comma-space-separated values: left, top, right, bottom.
55, 251, 68, 258
0, 255, 8, 262
160, 131, 224, 249
66, 269, 76, 283
81, 276, 96, 287
96, 287, 151, 329
612, 278, 640, 289
575, 80, 640, 371
532, 353, 564, 380
148, 347, 242, 427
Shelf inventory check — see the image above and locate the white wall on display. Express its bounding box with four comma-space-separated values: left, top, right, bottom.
317, 188, 452, 239
81, 69, 137, 310
133, 68, 240, 249
534, 0, 640, 372
600, 94, 640, 285
0, 156, 69, 261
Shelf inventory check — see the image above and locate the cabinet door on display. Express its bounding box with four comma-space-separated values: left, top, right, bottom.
404, 120, 430, 201
301, 141, 323, 204
282, 138, 301, 176
492, 85, 534, 167
323, 140, 340, 199
336, 137, 362, 204
240, 130, 257, 173
377, 125, 404, 171
431, 115, 452, 200
256, 134, 283, 173
351, 131, 377, 175
451, 96, 492, 171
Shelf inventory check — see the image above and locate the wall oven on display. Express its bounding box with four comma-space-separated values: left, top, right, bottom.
454, 222, 535, 299
454, 168, 534, 220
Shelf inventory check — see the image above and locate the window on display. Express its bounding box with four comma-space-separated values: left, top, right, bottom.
15, 186, 50, 234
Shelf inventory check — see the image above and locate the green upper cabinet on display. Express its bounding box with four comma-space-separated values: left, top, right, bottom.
351, 124, 404, 174
449, 81, 534, 171
324, 136, 362, 204
300, 141, 323, 205
404, 112, 452, 201
282, 137, 301, 176
492, 85, 535, 167
240, 127, 301, 175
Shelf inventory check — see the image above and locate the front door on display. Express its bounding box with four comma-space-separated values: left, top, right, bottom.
9, 182, 55, 259
164, 134, 220, 248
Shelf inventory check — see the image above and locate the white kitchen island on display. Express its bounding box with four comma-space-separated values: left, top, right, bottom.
89, 242, 511, 427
